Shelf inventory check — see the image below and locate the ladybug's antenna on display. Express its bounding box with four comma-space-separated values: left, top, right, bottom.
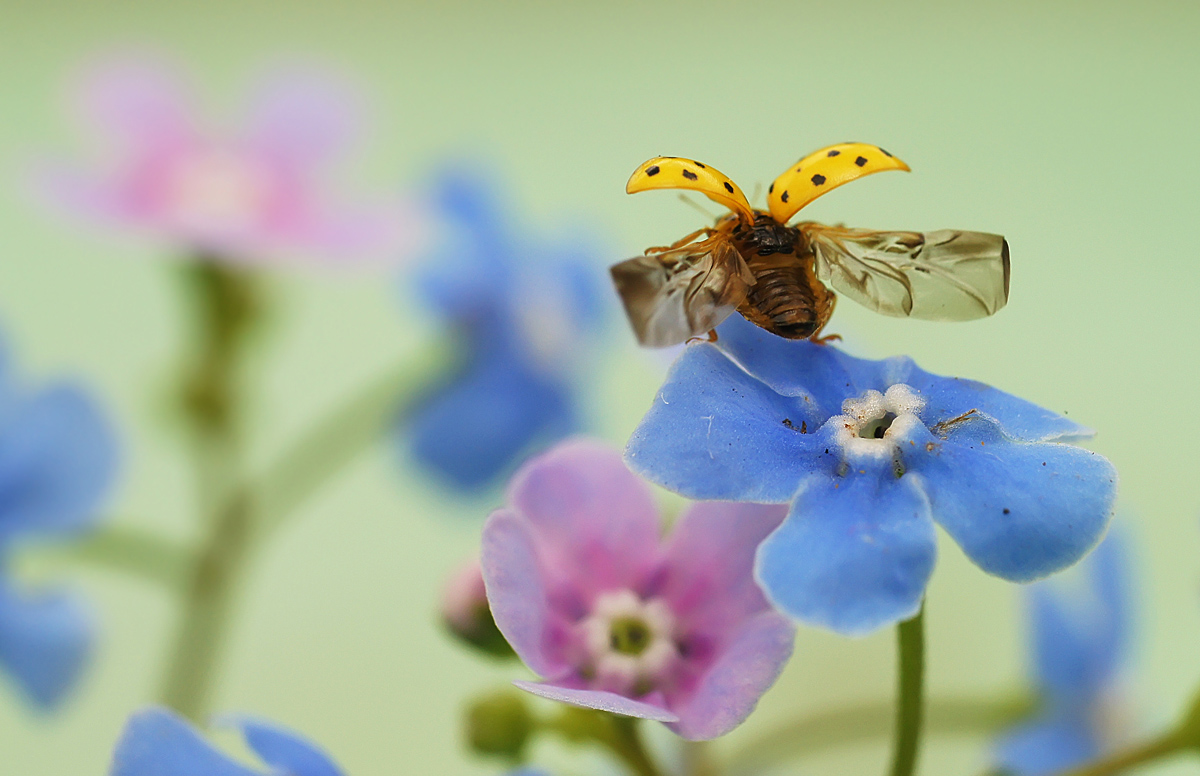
750, 182, 763, 205
677, 193, 718, 221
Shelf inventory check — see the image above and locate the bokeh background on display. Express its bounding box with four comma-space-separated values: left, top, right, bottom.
1, 0, 1198, 773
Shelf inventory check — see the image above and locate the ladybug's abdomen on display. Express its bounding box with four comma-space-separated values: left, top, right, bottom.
728, 213, 836, 340
737, 254, 827, 339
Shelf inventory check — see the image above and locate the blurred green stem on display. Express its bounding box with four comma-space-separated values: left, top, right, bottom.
545, 709, 665, 776
64, 525, 191, 592
889, 606, 926, 776
726, 693, 1034, 775
156, 261, 455, 720
159, 260, 259, 720
1050, 690, 1200, 776
1051, 732, 1188, 776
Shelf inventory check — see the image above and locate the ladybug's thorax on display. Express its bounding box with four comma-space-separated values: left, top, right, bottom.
731, 211, 800, 257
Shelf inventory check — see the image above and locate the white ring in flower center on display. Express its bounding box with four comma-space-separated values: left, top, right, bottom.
580, 589, 678, 695
830, 384, 926, 461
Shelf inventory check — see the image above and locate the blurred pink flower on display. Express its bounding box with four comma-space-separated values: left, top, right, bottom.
481, 439, 795, 740
38, 54, 424, 266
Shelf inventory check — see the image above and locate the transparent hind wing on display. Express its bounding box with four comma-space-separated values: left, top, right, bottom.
610, 237, 755, 347
801, 224, 1009, 321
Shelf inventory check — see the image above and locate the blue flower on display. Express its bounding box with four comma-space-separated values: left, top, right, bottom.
399, 165, 603, 491
994, 531, 1132, 776
109, 706, 344, 776
0, 345, 117, 709
625, 315, 1117, 635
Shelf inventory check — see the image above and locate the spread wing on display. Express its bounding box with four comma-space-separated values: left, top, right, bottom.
610, 237, 755, 347
800, 224, 1010, 321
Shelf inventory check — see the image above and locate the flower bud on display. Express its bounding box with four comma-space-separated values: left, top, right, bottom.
464, 690, 533, 759
440, 557, 514, 658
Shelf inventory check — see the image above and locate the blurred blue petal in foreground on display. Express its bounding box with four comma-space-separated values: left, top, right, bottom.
994, 529, 1135, 776
397, 164, 606, 492
110, 706, 345, 776
0, 334, 119, 710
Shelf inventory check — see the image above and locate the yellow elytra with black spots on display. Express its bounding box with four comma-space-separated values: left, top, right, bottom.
613, 143, 1008, 348
767, 142, 910, 223
626, 157, 755, 223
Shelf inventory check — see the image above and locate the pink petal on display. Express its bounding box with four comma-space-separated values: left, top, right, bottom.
242, 66, 361, 168
667, 612, 795, 740
30, 166, 132, 224
513, 680, 679, 723
658, 502, 787, 635
480, 508, 571, 678
507, 439, 662, 596
72, 53, 195, 153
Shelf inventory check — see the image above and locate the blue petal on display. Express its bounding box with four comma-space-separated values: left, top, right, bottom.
1029, 530, 1131, 700
754, 469, 937, 635
714, 315, 1092, 443
109, 707, 259, 776
908, 417, 1116, 582
626, 343, 834, 503
713, 315, 892, 415
897, 363, 1094, 443
214, 715, 344, 776
0, 383, 119, 545
994, 712, 1100, 776
406, 345, 576, 490
0, 580, 94, 710
414, 167, 517, 320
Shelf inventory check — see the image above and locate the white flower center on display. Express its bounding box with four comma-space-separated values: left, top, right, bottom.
164, 149, 275, 236
830, 384, 926, 463
580, 589, 678, 695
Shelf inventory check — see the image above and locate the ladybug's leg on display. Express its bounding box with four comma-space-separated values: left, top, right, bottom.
810, 295, 842, 345
645, 227, 716, 255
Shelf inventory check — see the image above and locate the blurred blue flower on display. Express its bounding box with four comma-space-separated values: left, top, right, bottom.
110, 706, 344, 776
626, 316, 1118, 635
399, 165, 604, 491
0, 345, 117, 710
994, 531, 1133, 776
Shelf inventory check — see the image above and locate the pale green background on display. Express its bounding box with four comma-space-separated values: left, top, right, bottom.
1, 1, 1198, 774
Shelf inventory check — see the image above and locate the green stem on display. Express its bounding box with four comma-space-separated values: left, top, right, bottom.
1052, 731, 1188, 776
545, 709, 665, 776
64, 525, 191, 591
157, 491, 253, 719
889, 606, 926, 776
159, 261, 258, 721
253, 335, 455, 538
608, 716, 665, 776
726, 694, 1033, 776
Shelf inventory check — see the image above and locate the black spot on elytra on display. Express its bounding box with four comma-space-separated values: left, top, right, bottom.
768, 183, 774, 194
781, 190, 789, 203
879, 147, 893, 157
811, 174, 827, 186
855, 156, 868, 167
645, 165, 660, 176
682, 169, 698, 181
722, 181, 734, 193
695, 161, 706, 168
827, 149, 840, 157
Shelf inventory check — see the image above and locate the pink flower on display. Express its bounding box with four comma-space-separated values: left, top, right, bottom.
481, 439, 795, 740
38, 53, 424, 266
